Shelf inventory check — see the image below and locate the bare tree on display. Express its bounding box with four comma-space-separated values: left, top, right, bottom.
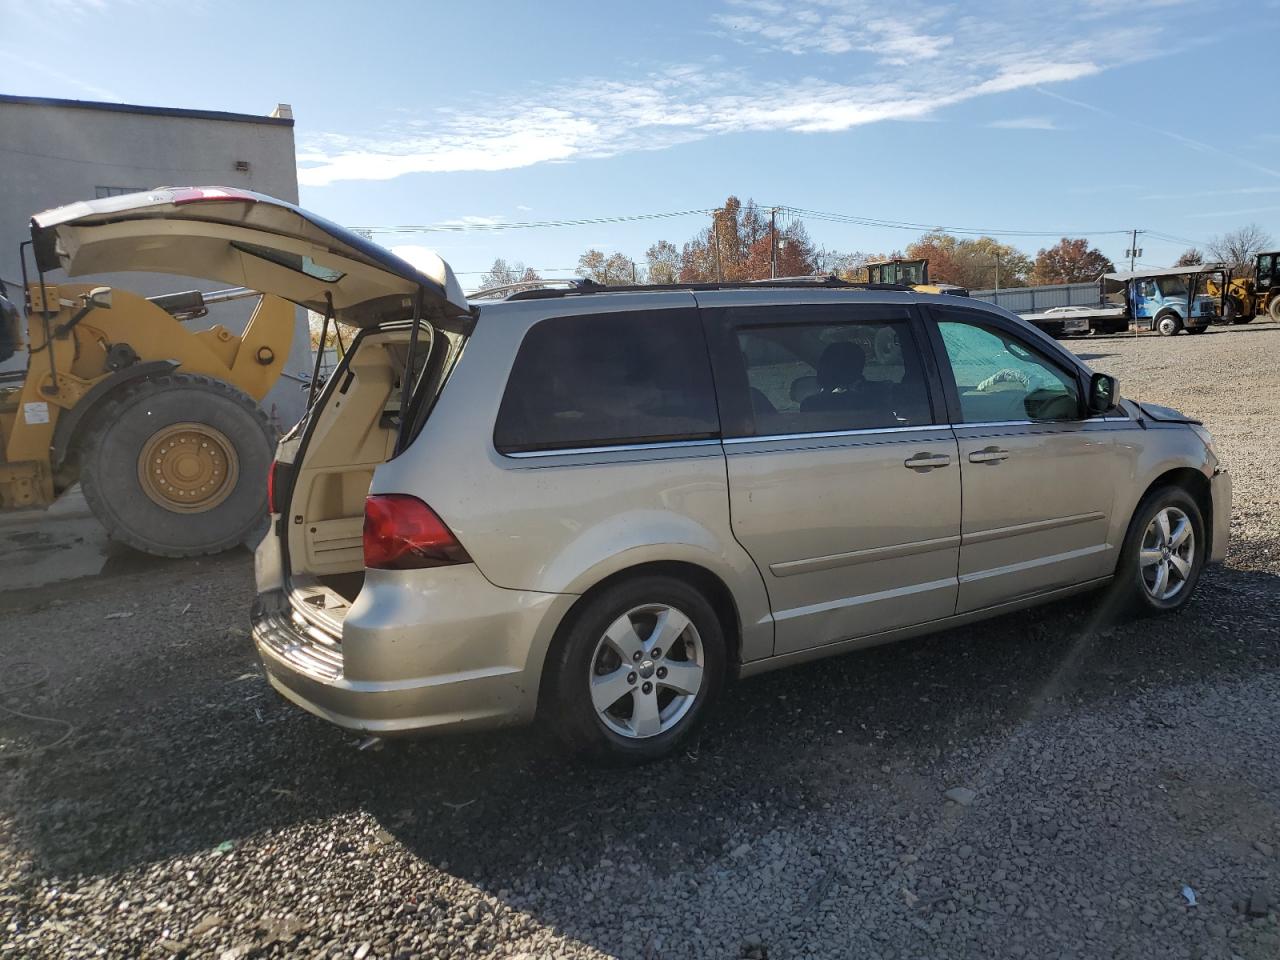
479, 258, 522, 290
1174, 248, 1204, 267
1208, 224, 1273, 276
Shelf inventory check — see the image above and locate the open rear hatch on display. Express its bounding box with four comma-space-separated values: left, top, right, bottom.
31, 186, 473, 631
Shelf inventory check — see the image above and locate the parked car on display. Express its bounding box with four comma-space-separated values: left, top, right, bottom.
29, 189, 1233, 763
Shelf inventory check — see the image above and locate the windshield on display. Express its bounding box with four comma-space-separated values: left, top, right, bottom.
1156, 277, 1188, 298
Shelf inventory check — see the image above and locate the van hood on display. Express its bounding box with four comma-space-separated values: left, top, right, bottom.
30, 186, 470, 329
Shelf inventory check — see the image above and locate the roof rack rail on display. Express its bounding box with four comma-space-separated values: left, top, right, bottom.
466, 278, 581, 300
500, 275, 914, 302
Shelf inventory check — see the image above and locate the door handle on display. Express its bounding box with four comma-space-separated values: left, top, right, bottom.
904, 452, 952, 470
968, 446, 1010, 464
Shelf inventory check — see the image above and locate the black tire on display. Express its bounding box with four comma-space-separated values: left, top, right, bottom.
1187, 325, 1208, 334
1269, 297, 1280, 323
1102, 485, 1206, 620
544, 575, 726, 764
78, 373, 275, 557
1155, 312, 1182, 336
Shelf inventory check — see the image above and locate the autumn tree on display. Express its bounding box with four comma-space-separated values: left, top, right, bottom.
646, 240, 680, 284
1208, 224, 1273, 277
1030, 238, 1115, 284
1174, 248, 1204, 267
575, 249, 606, 283
576, 249, 639, 284
905, 233, 1031, 289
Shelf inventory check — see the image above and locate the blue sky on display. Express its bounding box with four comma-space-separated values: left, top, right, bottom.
4, 0, 1279, 283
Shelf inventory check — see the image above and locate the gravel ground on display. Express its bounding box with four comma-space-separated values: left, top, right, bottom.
2, 322, 1279, 960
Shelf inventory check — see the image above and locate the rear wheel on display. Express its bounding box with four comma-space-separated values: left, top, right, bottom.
1156, 313, 1182, 336
1269, 296, 1280, 323
1187, 325, 1208, 334
79, 373, 275, 557
544, 575, 725, 763
1103, 485, 1206, 619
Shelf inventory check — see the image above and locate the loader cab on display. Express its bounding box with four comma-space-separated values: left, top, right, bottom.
866, 258, 928, 286
1257, 252, 1277, 296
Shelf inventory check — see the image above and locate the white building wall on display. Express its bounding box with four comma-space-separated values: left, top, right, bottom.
0, 95, 311, 427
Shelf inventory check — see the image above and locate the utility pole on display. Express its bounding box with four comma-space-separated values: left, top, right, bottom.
1126, 229, 1143, 272
994, 251, 1001, 291
631, 260, 637, 284
770, 207, 778, 279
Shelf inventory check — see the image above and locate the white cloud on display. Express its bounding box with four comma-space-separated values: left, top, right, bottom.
987, 116, 1058, 130
1140, 186, 1280, 201
297, 1, 1176, 186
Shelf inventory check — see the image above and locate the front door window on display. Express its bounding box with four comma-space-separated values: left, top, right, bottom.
937, 321, 1081, 423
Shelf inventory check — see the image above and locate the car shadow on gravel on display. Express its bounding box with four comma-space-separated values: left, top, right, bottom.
4, 566, 1280, 899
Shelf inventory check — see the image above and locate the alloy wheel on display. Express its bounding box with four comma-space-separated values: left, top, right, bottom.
588, 603, 704, 739
1139, 506, 1195, 602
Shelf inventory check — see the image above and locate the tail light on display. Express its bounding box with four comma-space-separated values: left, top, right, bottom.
363, 495, 471, 570
267, 460, 282, 514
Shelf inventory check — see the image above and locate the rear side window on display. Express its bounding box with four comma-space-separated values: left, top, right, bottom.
494, 309, 719, 453
719, 305, 934, 437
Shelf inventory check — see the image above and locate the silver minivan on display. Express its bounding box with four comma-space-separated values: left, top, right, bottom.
34, 190, 1232, 763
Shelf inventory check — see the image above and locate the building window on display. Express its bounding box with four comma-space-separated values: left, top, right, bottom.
94, 186, 144, 199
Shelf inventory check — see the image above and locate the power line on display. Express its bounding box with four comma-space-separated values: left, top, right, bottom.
356, 204, 1143, 239
358, 208, 715, 235
775, 205, 1135, 239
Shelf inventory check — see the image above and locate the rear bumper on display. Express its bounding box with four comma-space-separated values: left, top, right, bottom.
1210, 468, 1231, 563
251, 566, 575, 735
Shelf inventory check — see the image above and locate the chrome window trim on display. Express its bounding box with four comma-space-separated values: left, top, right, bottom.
723, 424, 945, 445
502, 438, 722, 459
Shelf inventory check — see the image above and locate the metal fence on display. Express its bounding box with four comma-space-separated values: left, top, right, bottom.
970, 281, 1102, 314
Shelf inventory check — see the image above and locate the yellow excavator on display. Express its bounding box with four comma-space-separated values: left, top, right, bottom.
0, 274, 296, 557
864, 258, 969, 296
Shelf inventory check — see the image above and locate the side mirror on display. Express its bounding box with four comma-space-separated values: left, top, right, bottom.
1087, 372, 1118, 415
87, 287, 113, 309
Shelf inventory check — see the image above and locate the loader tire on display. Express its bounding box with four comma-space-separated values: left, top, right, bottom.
79, 373, 275, 557
1270, 296, 1280, 323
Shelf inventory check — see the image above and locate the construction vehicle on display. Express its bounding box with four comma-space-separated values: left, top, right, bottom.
864, 258, 969, 296
1207, 251, 1280, 324
1, 226, 296, 556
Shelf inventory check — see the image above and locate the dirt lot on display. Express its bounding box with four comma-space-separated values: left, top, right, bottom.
2, 322, 1279, 960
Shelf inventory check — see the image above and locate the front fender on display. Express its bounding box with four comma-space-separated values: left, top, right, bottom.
51, 359, 179, 467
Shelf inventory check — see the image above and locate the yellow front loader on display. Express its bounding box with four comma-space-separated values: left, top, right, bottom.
0, 280, 296, 556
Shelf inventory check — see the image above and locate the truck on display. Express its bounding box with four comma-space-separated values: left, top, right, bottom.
1023, 265, 1225, 337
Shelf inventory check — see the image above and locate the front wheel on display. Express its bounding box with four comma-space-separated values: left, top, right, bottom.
1269, 296, 1280, 323
544, 576, 725, 763
1156, 313, 1182, 336
1103, 486, 1206, 619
